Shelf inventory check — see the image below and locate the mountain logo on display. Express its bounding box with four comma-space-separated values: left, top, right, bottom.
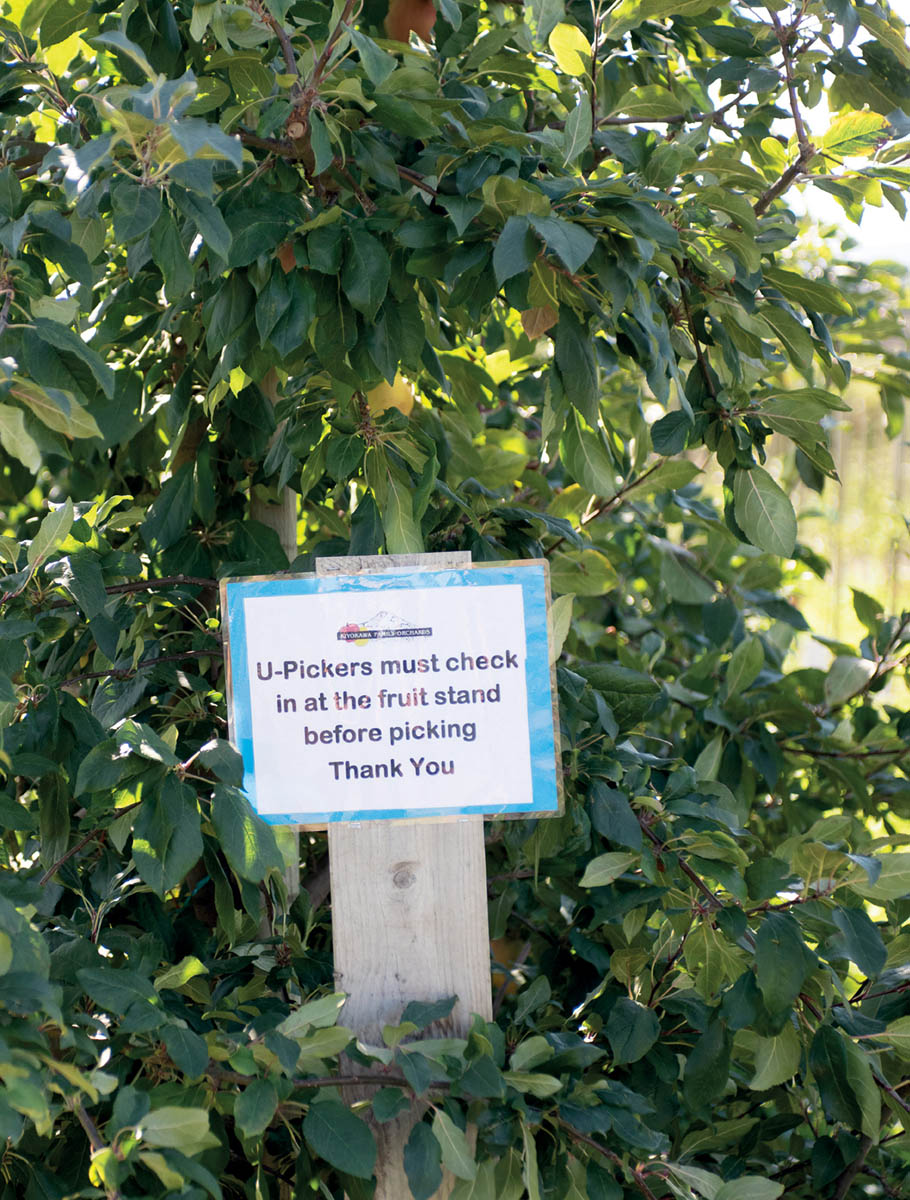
337, 610, 432, 645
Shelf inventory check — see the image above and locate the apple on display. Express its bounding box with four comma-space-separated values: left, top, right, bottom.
385, 0, 436, 42
366, 373, 416, 417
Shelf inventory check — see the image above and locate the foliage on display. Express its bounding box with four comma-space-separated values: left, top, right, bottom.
0, 0, 909, 1198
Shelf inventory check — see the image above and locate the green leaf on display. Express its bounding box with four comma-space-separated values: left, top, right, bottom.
341, 230, 390, 321
28, 498, 74, 568
521, 1116, 542, 1200
809, 1025, 863, 1129
575, 663, 661, 730
162, 1026, 209, 1079
40, 0, 92, 47
733, 467, 797, 558
549, 593, 574, 662
155, 956, 208, 991
851, 854, 910, 902
10, 379, 102, 440
92, 30, 157, 78
432, 1110, 476, 1181
132, 777, 204, 898
746, 1024, 801, 1091
548, 23, 591, 75
819, 111, 889, 157
348, 25, 397, 85
0, 404, 41, 471
548, 548, 617, 597
149, 210, 193, 302
554, 308, 598, 425
210, 786, 283, 884
830, 907, 887, 977
755, 913, 816, 1025
762, 269, 851, 317
604, 0, 731, 40
493, 216, 537, 286
563, 100, 592, 167
138, 1107, 217, 1155
823, 657, 876, 708
196, 739, 245, 785
528, 215, 597, 274
684, 1019, 732, 1107
878, 1015, 910, 1060
842, 1036, 880, 1142
303, 1100, 376, 1179
561, 410, 616, 496
141, 464, 194, 553
404, 1121, 443, 1200
501, 1070, 562, 1098
606, 998, 660, 1064
365, 448, 423, 554
726, 636, 764, 697
715, 1181, 783, 1200
234, 1080, 278, 1139
580, 851, 637, 888
33, 318, 115, 398
661, 550, 714, 606
172, 188, 232, 260
111, 180, 162, 244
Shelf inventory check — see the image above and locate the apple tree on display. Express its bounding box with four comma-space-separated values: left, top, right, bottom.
0, 1, 909, 1197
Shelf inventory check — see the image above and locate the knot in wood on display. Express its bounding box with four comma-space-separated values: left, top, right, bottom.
391, 861, 417, 889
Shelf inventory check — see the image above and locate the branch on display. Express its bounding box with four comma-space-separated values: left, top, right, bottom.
639, 817, 725, 912
680, 280, 717, 401
545, 459, 666, 556
308, 0, 358, 87
103, 574, 217, 595
557, 1122, 660, 1200
60, 648, 222, 688
0, 289, 12, 337
213, 1066, 448, 1092
49, 574, 217, 609
753, 154, 810, 217
250, 0, 300, 80
779, 742, 910, 762
769, 11, 811, 157
39, 801, 142, 885
833, 1135, 873, 1200
71, 1101, 124, 1200
397, 165, 438, 196
874, 1070, 910, 1116
598, 89, 748, 129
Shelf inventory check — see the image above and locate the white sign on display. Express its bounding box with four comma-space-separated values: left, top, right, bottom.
222, 563, 560, 824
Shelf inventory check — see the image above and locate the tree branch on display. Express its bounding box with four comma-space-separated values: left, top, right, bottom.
60, 648, 221, 688
753, 154, 810, 217
833, 1135, 873, 1200
39, 802, 142, 885
308, 0, 358, 87
250, 0, 300, 80
545, 459, 666, 556
0, 289, 12, 338
71, 1101, 124, 1200
598, 89, 748, 129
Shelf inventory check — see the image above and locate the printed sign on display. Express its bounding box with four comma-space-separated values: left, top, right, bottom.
221, 562, 560, 824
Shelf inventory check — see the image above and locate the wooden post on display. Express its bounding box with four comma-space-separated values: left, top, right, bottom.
251, 371, 300, 910
316, 553, 492, 1200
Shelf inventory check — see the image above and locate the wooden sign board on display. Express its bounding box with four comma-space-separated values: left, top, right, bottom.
221, 560, 561, 826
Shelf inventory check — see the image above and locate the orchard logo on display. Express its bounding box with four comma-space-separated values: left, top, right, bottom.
337, 610, 432, 644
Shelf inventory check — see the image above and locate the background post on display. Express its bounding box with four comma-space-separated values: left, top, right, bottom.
317, 553, 492, 1199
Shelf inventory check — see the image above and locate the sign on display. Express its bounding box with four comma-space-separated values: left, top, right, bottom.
221, 562, 560, 824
